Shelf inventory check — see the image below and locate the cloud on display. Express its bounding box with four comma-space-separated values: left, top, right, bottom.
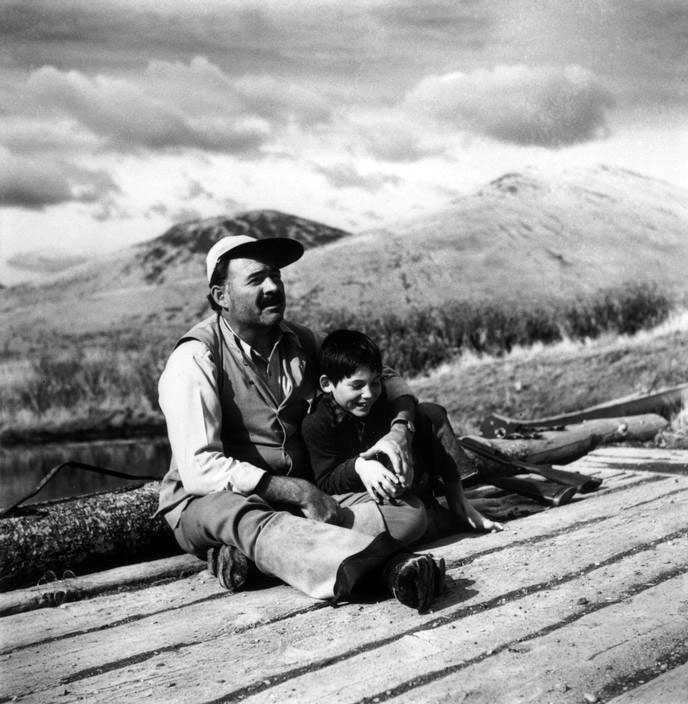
357, 117, 445, 162
314, 163, 402, 191
405, 65, 616, 147
0, 151, 119, 210
9, 57, 334, 158
23, 63, 271, 154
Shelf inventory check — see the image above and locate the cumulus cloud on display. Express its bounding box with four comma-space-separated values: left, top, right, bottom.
0, 151, 119, 209
24, 64, 270, 153
358, 117, 445, 162
314, 163, 402, 191
405, 64, 615, 147
9, 57, 334, 157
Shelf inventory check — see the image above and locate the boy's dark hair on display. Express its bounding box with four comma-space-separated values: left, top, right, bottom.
320, 329, 383, 384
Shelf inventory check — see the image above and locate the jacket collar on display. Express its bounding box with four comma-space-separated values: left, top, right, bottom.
320, 392, 365, 428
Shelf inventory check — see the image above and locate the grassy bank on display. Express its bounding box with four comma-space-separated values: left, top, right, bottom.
410, 310, 688, 446
294, 282, 672, 376
0, 283, 682, 440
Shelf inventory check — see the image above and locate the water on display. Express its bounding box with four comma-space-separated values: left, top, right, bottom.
0, 438, 171, 510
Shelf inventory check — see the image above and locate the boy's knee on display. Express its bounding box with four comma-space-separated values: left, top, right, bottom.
417, 402, 449, 432
377, 493, 428, 546
418, 401, 448, 420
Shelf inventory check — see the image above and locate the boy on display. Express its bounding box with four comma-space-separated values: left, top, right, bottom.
302, 329, 503, 542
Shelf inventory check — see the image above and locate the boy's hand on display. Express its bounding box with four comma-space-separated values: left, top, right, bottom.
359, 424, 415, 488
355, 457, 403, 504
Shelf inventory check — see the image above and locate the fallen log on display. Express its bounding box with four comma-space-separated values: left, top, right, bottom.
479, 382, 688, 438
0, 414, 667, 593
471, 414, 669, 466
0, 482, 180, 592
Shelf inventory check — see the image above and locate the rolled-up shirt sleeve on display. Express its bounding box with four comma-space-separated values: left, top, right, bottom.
158, 340, 267, 496
381, 367, 414, 402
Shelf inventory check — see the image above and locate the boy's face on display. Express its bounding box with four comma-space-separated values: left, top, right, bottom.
321, 365, 382, 418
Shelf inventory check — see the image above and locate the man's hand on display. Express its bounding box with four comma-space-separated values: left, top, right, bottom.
299, 484, 344, 524
355, 457, 404, 504
359, 423, 414, 488
256, 475, 343, 525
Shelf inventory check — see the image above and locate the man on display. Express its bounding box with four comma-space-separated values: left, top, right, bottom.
156, 233, 445, 612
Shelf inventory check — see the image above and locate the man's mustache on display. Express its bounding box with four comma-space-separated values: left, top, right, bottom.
261, 294, 285, 308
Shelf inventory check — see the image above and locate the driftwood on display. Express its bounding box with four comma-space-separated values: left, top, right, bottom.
0, 481, 179, 592
468, 413, 669, 466
480, 382, 688, 437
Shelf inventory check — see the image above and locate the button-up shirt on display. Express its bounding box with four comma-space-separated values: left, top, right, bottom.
159, 317, 414, 499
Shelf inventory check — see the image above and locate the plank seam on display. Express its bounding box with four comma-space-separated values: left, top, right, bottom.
6, 478, 684, 660
199, 527, 688, 704
52, 601, 326, 685
6, 477, 682, 656
353, 567, 688, 704
0, 591, 323, 657
595, 639, 688, 703
449, 481, 686, 571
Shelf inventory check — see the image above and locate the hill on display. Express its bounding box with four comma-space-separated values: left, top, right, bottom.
0, 166, 686, 355
285, 165, 688, 316
0, 210, 351, 352
6, 250, 89, 275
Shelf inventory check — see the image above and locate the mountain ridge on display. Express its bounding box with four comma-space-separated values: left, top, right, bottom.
1, 164, 686, 354
284, 164, 688, 314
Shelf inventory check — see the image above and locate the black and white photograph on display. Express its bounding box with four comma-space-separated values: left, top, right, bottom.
1, 1, 687, 702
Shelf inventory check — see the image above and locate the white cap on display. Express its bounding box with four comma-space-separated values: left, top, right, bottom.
205, 235, 304, 283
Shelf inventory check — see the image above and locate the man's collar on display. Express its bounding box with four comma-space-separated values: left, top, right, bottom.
219, 316, 299, 359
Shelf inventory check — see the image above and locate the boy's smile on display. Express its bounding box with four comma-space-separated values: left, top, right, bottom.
321, 365, 382, 418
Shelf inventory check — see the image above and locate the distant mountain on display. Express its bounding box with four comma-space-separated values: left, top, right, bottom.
0, 210, 353, 344
1, 168, 687, 353
137, 210, 350, 284
285, 165, 688, 315
7, 250, 89, 275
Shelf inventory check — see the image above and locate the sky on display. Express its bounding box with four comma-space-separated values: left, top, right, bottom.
1, 0, 687, 283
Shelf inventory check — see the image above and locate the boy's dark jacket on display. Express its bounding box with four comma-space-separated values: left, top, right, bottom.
301, 391, 394, 495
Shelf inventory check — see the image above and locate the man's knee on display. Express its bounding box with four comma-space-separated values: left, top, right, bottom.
175, 491, 276, 559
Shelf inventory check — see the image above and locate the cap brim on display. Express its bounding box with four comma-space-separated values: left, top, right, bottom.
223, 237, 304, 268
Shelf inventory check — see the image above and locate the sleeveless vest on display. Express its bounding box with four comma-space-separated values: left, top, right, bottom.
158, 314, 318, 525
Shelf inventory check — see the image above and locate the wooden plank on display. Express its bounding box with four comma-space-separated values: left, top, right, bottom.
0, 468, 660, 651
4, 473, 686, 703
606, 663, 688, 704
233, 545, 688, 703
386, 574, 688, 704
567, 447, 688, 476
0, 553, 204, 617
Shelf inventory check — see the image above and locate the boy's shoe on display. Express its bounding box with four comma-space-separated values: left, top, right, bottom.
207, 545, 250, 592
383, 553, 447, 613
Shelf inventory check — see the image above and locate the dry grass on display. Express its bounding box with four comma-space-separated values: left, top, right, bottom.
0, 294, 685, 448
409, 308, 688, 441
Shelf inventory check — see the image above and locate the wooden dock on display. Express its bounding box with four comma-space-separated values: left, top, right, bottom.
1, 447, 687, 703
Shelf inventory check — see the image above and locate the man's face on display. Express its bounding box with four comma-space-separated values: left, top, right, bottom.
214, 256, 286, 330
